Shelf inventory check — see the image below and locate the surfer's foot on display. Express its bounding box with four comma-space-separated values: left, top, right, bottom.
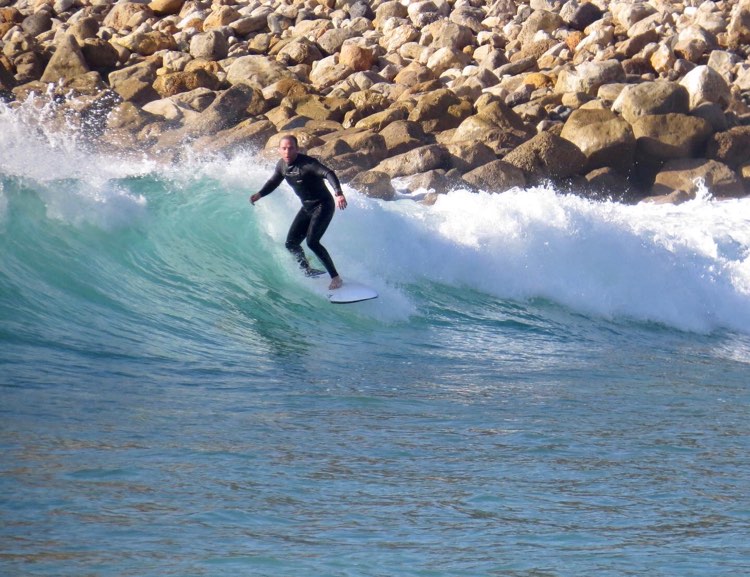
304, 268, 326, 277
328, 276, 343, 290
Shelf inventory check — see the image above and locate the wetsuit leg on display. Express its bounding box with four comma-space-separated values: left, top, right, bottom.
306, 200, 338, 278
285, 207, 312, 271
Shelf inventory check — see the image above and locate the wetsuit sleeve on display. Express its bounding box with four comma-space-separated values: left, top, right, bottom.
315, 161, 343, 196
256, 161, 285, 198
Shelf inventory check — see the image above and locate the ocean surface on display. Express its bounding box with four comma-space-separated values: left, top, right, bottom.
2, 100, 750, 577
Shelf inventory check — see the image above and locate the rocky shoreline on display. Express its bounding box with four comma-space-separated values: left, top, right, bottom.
3, 0, 750, 204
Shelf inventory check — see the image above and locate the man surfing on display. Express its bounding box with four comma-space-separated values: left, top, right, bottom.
250, 134, 347, 290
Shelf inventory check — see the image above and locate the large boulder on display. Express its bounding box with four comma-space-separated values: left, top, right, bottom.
338, 130, 390, 164
160, 83, 258, 146
679, 65, 731, 110
379, 120, 430, 156
108, 59, 160, 105
349, 170, 396, 200
149, 0, 185, 16
81, 38, 121, 69
451, 99, 533, 154
632, 113, 713, 160
40, 34, 90, 83
310, 55, 352, 91
226, 55, 295, 89
191, 118, 277, 156
651, 158, 744, 199
503, 132, 587, 183
153, 69, 221, 98
408, 88, 472, 132
706, 126, 750, 169
727, 0, 750, 49
102, 2, 154, 29
189, 30, 229, 61
355, 106, 409, 131
421, 18, 474, 51
612, 81, 690, 124
560, 108, 636, 173
116, 30, 177, 56
462, 160, 526, 193
374, 144, 447, 178
554, 59, 625, 97
443, 141, 497, 173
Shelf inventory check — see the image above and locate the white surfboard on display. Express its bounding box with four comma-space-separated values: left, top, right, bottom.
326, 281, 378, 304
306, 270, 378, 303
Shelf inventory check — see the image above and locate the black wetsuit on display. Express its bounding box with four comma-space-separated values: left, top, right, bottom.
257, 153, 343, 277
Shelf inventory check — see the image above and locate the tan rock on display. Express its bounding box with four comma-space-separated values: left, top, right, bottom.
452, 100, 532, 154
518, 9, 563, 44
106, 100, 160, 133
380, 23, 419, 53
116, 30, 177, 56
204, 6, 241, 30
82, 38, 122, 69
310, 56, 351, 91
632, 113, 713, 160
421, 18, 474, 50
706, 126, 750, 169
108, 59, 161, 105
318, 27, 359, 55
355, 106, 409, 131
225, 55, 294, 89
374, 1, 407, 30
650, 43, 676, 75
164, 83, 257, 145
349, 170, 396, 200
375, 144, 447, 178
626, 12, 664, 39
674, 25, 714, 63
612, 80, 690, 124
293, 95, 351, 123
169, 87, 216, 112
339, 43, 377, 72
149, 0, 184, 16
503, 132, 586, 183
189, 30, 229, 61
102, 2, 154, 30
379, 119, 430, 156
443, 141, 496, 173
727, 0, 750, 49
408, 88, 464, 127
679, 65, 731, 110
639, 189, 692, 205
393, 61, 436, 87
153, 69, 220, 98
462, 160, 526, 193
560, 108, 636, 173
348, 90, 391, 117
554, 60, 625, 97
192, 118, 277, 156
338, 130, 390, 164
41, 34, 90, 84
651, 158, 744, 199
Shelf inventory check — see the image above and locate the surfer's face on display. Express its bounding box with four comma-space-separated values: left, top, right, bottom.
279, 138, 298, 164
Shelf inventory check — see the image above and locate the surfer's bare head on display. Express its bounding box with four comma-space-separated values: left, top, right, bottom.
278, 134, 299, 164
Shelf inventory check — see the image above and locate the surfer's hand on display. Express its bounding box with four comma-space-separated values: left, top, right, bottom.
336, 194, 347, 210
250, 193, 261, 205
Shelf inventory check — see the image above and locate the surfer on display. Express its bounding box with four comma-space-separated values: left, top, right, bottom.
250, 134, 347, 290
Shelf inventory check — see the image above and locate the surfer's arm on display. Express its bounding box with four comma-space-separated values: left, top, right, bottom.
313, 161, 347, 209
250, 164, 284, 204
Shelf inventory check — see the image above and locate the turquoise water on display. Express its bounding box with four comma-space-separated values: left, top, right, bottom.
2, 103, 750, 576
